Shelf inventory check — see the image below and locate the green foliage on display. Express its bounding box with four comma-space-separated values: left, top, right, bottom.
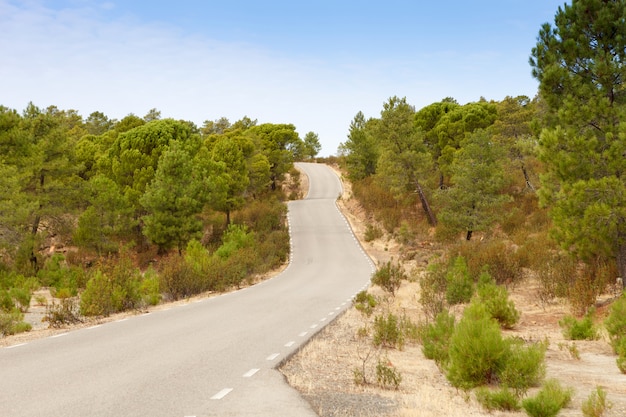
376, 357, 402, 390
582, 386, 612, 417
37, 254, 87, 297
446, 302, 508, 389
373, 312, 404, 349
436, 129, 511, 239
475, 270, 520, 329
339, 111, 379, 181
215, 224, 255, 259
445, 256, 474, 305
353, 291, 377, 316
475, 387, 521, 412
371, 260, 406, 296
364, 223, 383, 242
0, 309, 31, 336
158, 253, 205, 301
604, 293, 626, 352
559, 309, 598, 341
531, 0, 626, 284
419, 260, 447, 320
521, 379, 573, 417
420, 310, 455, 367
80, 253, 143, 316
499, 339, 547, 395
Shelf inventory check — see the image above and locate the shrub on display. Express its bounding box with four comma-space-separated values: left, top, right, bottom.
475, 387, 520, 412
159, 254, 203, 300
420, 310, 455, 367
45, 298, 81, 328
615, 338, 626, 374
0, 309, 32, 336
604, 293, 626, 352
419, 260, 448, 320
215, 224, 255, 259
446, 302, 508, 389
582, 386, 612, 417
376, 357, 402, 390
371, 260, 406, 296
364, 223, 383, 242
499, 339, 547, 395
354, 291, 377, 316
521, 379, 573, 417
475, 270, 520, 329
458, 240, 523, 286
445, 256, 474, 305
9, 287, 31, 313
373, 312, 404, 349
537, 253, 577, 302
559, 309, 598, 340
139, 268, 161, 306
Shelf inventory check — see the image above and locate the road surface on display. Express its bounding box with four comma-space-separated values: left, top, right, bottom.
0, 162, 374, 417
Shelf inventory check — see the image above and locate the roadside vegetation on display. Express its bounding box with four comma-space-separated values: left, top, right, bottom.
0, 108, 321, 334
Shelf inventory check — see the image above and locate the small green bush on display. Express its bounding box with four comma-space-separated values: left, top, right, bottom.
354, 291, 377, 316
446, 302, 508, 389
615, 337, 626, 373
215, 224, 255, 259
421, 310, 455, 367
475, 387, 520, 412
559, 309, 598, 340
521, 379, 573, 417
419, 260, 448, 320
364, 223, 383, 242
371, 260, 406, 296
139, 268, 161, 306
582, 386, 612, 417
159, 254, 204, 300
475, 270, 520, 329
604, 293, 626, 352
376, 357, 402, 390
499, 339, 547, 395
0, 309, 32, 336
445, 256, 474, 305
373, 312, 404, 349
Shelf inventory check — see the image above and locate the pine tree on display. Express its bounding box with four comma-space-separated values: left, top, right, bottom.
530, 0, 626, 286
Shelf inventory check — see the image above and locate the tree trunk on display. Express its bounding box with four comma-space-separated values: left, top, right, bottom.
415, 181, 437, 226
466, 230, 473, 241
521, 163, 535, 192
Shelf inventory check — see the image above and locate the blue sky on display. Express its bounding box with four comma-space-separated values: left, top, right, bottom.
0, 0, 565, 155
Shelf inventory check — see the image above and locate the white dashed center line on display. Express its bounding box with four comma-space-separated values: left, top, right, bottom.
243, 368, 259, 378
210, 388, 233, 400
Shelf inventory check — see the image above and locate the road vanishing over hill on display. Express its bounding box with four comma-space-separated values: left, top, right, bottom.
0, 162, 374, 417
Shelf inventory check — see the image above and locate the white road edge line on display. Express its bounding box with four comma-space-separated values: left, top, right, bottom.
211, 388, 233, 400
299, 331, 308, 337
266, 353, 280, 361
243, 368, 260, 378
6, 343, 27, 349
285, 341, 295, 347
50, 333, 67, 338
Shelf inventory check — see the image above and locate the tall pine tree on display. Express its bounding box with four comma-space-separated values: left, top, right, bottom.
530, 0, 626, 286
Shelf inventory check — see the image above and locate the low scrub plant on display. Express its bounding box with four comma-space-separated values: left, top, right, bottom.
475, 270, 520, 329
559, 309, 598, 340
373, 312, 404, 349
582, 386, 612, 417
371, 260, 406, 296
475, 387, 520, 412
0, 309, 32, 336
353, 291, 377, 316
420, 310, 455, 367
376, 357, 402, 390
521, 379, 573, 417
445, 256, 474, 305
499, 338, 547, 395
446, 302, 508, 389
45, 297, 81, 328
364, 223, 383, 242
419, 260, 447, 320
604, 293, 626, 352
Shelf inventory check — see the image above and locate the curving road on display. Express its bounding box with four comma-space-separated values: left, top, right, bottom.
0, 162, 374, 417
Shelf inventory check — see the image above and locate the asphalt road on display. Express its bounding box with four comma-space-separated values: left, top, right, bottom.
0, 162, 374, 417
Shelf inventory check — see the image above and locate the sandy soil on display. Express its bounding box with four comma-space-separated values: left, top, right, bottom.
280, 166, 626, 417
